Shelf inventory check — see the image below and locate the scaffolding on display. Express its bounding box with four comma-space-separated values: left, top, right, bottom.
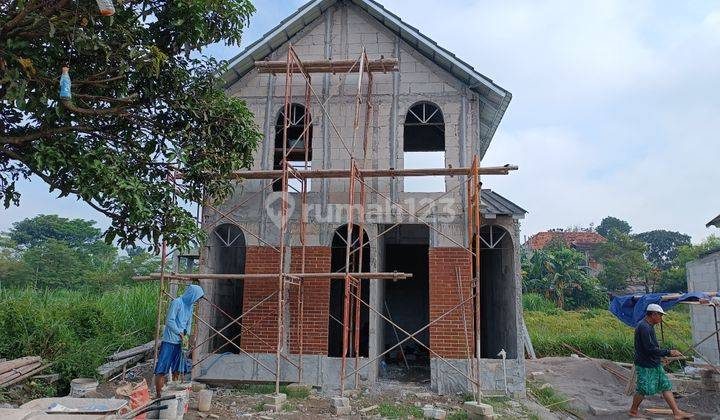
139, 44, 518, 401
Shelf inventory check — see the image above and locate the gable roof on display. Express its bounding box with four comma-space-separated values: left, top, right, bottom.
482, 189, 526, 218
224, 0, 511, 143
525, 231, 607, 251
707, 213, 720, 228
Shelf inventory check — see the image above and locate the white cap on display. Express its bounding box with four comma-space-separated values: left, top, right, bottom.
646, 303, 666, 315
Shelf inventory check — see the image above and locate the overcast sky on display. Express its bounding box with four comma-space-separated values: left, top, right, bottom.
3, 0, 719, 243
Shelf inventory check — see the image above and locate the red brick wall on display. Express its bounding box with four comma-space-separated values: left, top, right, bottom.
288, 247, 331, 355
428, 247, 475, 359
240, 246, 281, 352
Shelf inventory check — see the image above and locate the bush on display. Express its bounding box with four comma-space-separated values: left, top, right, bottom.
0, 284, 157, 392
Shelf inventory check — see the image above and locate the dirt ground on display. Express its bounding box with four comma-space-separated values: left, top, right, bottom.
95, 362, 544, 419
21, 356, 716, 419
526, 357, 720, 419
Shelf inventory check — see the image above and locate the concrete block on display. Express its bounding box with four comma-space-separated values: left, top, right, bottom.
463, 401, 494, 419
262, 393, 286, 405
262, 393, 287, 412
286, 383, 312, 393
423, 404, 447, 419
332, 396, 351, 415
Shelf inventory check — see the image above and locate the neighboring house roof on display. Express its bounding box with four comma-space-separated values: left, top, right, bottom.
707, 214, 720, 228
481, 190, 527, 218
525, 231, 607, 251
224, 0, 511, 146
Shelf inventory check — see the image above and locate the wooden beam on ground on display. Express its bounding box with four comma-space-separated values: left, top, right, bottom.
255, 58, 399, 74
134, 272, 413, 282
229, 165, 518, 180
97, 354, 144, 379
107, 340, 155, 361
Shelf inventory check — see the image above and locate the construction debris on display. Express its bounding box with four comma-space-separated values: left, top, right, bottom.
0, 357, 51, 389
96, 353, 144, 379
107, 340, 155, 362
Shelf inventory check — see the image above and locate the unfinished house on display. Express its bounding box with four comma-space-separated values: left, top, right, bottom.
190, 0, 527, 395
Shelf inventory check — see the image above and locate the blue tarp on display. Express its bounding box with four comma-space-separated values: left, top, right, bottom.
609, 292, 710, 328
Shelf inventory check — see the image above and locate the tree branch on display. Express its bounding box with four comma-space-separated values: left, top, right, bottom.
62, 100, 129, 116
1, 125, 95, 146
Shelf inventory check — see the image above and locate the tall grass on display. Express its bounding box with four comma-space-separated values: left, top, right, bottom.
525, 306, 692, 363
0, 283, 158, 391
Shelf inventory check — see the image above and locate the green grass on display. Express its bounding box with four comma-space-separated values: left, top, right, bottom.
377, 402, 423, 418
0, 284, 158, 393
527, 381, 580, 417
525, 307, 691, 363
234, 383, 310, 399
447, 411, 468, 420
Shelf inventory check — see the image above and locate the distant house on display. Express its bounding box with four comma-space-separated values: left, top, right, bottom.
524, 230, 607, 273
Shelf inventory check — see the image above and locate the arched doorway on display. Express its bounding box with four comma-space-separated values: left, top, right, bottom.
477, 225, 518, 358
328, 224, 370, 358
210, 223, 246, 352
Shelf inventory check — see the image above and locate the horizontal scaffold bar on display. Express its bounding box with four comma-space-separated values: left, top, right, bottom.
230, 165, 518, 180
255, 58, 399, 74
134, 272, 413, 281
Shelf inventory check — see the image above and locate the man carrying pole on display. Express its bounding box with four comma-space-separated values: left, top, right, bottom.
629, 304, 693, 419
154, 284, 204, 398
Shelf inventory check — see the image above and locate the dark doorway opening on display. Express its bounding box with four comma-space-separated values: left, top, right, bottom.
328, 225, 370, 357
477, 225, 518, 359
380, 225, 430, 381
210, 223, 245, 353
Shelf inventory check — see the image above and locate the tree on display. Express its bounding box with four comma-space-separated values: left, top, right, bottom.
522, 245, 607, 309
8, 214, 101, 249
1, 1, 262, 250
634, 230, 691, 270
595, 232, 652, 292
596, 216, 632, 238
0, 214, 160, 289
657, 235, 720, 293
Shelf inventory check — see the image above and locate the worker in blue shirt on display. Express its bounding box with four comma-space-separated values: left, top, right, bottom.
154, 284, 204, 398
629, 304, 693, 419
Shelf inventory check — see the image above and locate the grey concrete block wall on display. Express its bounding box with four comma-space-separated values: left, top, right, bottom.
686, 250, 720, 365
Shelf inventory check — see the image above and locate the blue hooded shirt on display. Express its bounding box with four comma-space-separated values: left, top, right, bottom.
162, 285, 204, 344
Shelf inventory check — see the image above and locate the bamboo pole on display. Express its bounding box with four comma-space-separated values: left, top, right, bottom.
227, 165, 517, 180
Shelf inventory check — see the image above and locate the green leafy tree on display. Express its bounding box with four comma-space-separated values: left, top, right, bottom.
1, 215, 161, 289
595, 231, 652, 292
8, 214, 101, 249
1, 0, 262, 250
634, 230, 691, 270
522, 245, 607, 310
596, 216, 632, 238
657, 235, 720, 293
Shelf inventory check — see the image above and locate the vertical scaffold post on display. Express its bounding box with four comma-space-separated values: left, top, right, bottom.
472, 156, 482, 402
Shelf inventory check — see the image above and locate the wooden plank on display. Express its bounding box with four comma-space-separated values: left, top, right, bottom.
96, 354, 144, 379
107, 340, 155, 361
255, 58, 399, 74
228, 165, 518, 180
0, 357, 41, 375
0, 362, 42, 385
521, 317, 536, 359
1, 363, 51, 388
134, 272, 414, 282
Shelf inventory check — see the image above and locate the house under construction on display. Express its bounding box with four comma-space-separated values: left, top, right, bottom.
153, 0, 528, 396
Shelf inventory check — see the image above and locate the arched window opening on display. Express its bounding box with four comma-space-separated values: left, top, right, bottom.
328, 225, 370, 358
273, 104, 313, 192
210, 223, 246, 353
474, 225, 518, 359
403, 102, 445, 192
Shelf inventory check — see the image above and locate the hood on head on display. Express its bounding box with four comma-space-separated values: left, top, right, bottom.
181, 285, 204, 305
